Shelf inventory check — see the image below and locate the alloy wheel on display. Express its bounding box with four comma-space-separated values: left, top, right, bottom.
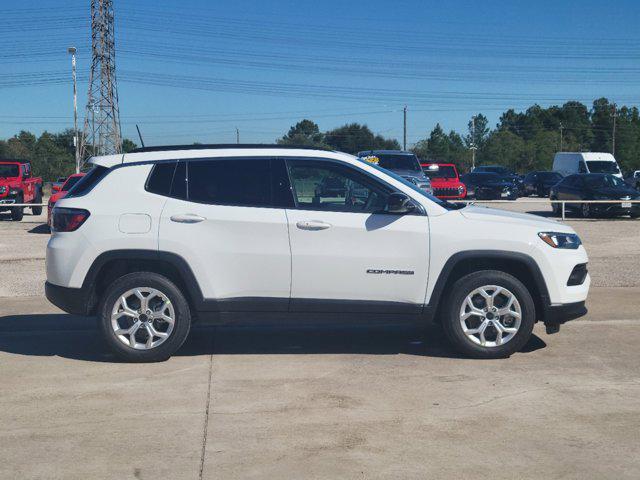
111, 287, 175, 350
459, 285, 522, 347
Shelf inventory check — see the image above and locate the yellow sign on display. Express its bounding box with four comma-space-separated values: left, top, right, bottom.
362, 156, 380, 165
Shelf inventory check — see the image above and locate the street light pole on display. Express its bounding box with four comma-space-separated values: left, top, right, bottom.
68, 47, 79, 173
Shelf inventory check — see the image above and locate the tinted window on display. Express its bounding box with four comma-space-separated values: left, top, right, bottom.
287, 160, 390, 213
146, 162, 177, 196
423, 165, 457, 178
66, 166, 109, 198
586, 161, 620, 174
187, 159, 272, 207
61, 175, 83, 192
0, 164, 20, 177
171, 161, 187, 199
584, 174, 624, 189
375, 154, 421, 172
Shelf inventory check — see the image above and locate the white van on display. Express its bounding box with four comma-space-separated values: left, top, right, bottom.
553, 152, 622, 179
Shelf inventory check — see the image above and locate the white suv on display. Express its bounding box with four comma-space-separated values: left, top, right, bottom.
46, 145, 590, 362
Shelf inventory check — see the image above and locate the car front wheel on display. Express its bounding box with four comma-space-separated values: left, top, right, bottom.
442, 270, 535, 358
98, 272, 192, 362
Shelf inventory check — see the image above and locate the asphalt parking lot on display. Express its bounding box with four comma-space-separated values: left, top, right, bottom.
1, 200, 639, 479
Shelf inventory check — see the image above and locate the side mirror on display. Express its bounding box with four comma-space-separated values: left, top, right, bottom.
385, 192, 416, 214
52, 185, 62, 193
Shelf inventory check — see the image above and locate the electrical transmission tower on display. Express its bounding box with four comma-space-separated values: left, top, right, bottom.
80, 0, 122, 162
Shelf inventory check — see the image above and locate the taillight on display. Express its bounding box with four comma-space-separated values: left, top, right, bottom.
52, 207, 90, 232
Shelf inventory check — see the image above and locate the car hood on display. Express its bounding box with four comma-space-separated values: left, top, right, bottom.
592, 187, 640, 199
393, 169, 429, 180
481, 180, 514, 188
460, 205, 568, 229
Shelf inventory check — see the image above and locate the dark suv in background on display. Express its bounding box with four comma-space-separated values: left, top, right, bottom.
357, 150, 432, 194
523, 171, 563, 197
550, 173, 640, 218
460, 172, 520, 200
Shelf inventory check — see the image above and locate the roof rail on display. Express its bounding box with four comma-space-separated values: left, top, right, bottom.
128, 144, 333, 153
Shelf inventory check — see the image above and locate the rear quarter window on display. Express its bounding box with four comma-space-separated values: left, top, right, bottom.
145, 162, 177, 196
65, 166, 109, 198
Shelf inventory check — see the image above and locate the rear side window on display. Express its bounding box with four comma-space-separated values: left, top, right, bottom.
146, 162, 177, 196
187, 158, 273, 207
66, 166, 109, 198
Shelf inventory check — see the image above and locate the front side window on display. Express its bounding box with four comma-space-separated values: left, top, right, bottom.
286, 160, 389, 213
0, 164, 19, 177
586, 161, 619, 174
187, 158, 272, 207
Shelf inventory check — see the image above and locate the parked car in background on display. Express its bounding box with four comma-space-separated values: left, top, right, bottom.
625, 170, 640, 190
472, 165, 524, 190
522, 171, 563, 197
553, 152, 623, 179
48, 173, 85, 226
0, 160, 43, 221
460, 172, 519, 200
357, 150, 432, 194
420, 163, 466, 199
549, 173, 640, 218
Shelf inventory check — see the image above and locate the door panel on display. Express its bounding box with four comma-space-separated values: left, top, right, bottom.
284, 158, 429, 312
159, 199, 291, 304
286, 209, 430, 310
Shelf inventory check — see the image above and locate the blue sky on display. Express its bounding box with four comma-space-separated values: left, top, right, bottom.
2, 0, 639, 147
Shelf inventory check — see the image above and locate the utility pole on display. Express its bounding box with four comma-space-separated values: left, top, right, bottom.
559, 122, 564, 152
80, 0, 122, 163
67, 47, 79, 173
470, 115, 477, 171
403, 105, 407, 151
236, 127, 240, 144
610, 103, 617, 155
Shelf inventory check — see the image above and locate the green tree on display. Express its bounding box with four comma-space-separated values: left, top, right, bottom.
278, 119, 326, 147
323, 123, 399, 154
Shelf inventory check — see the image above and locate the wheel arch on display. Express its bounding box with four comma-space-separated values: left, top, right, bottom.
82, 250, 204, 315
427, 250, 550, 323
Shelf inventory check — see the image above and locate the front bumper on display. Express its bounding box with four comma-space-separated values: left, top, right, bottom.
540, 300, 587, 333
45, 281, 93, 316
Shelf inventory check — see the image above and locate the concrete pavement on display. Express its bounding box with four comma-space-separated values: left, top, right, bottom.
0, 289, 639, 479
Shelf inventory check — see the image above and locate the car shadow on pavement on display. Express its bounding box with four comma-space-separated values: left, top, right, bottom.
0, 313, 547, 363
28, 224, 50, 234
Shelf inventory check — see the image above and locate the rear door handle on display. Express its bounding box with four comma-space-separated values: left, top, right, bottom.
170, 214, 206, 224
296, 220, 331, 231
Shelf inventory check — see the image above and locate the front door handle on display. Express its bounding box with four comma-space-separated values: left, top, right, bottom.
296, 220, 331, 231
170, 213, 205, 224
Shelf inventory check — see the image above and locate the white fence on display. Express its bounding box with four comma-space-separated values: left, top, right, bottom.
3, 200, 640, 222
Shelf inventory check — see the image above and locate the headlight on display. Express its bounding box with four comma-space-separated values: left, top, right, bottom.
457, 185, 464, 194
0, 186, 6, 194
538, 232, 582, 249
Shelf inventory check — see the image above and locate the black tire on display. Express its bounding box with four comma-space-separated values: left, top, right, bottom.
441, 270, 536, 359
98, 272, 192, 362
11, 195, 24, 221
31, 190, 42, 215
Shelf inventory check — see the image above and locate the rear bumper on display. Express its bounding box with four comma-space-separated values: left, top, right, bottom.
45, 281, 93, 316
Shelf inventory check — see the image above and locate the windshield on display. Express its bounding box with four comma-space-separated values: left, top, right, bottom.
475, 166, 509, 175
359, 159, 464, 210
0, 164, 20, 177
62, 175, 83, 191
372, 154, 421, 172
423, 165, 457, 178
538, 172, 562, 182
584, 175, 625, 189
587, 161, 620, 174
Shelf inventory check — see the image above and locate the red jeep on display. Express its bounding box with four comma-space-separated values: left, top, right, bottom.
0, 160, 43, 221
420, 162, 467, 199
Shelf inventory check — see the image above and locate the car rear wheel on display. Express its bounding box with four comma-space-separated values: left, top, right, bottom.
441, 270, 535, 358
98, 272, 192, 362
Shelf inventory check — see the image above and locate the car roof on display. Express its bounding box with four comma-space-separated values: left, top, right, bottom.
88, 145, 353, 168
357, 150, 414, 156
